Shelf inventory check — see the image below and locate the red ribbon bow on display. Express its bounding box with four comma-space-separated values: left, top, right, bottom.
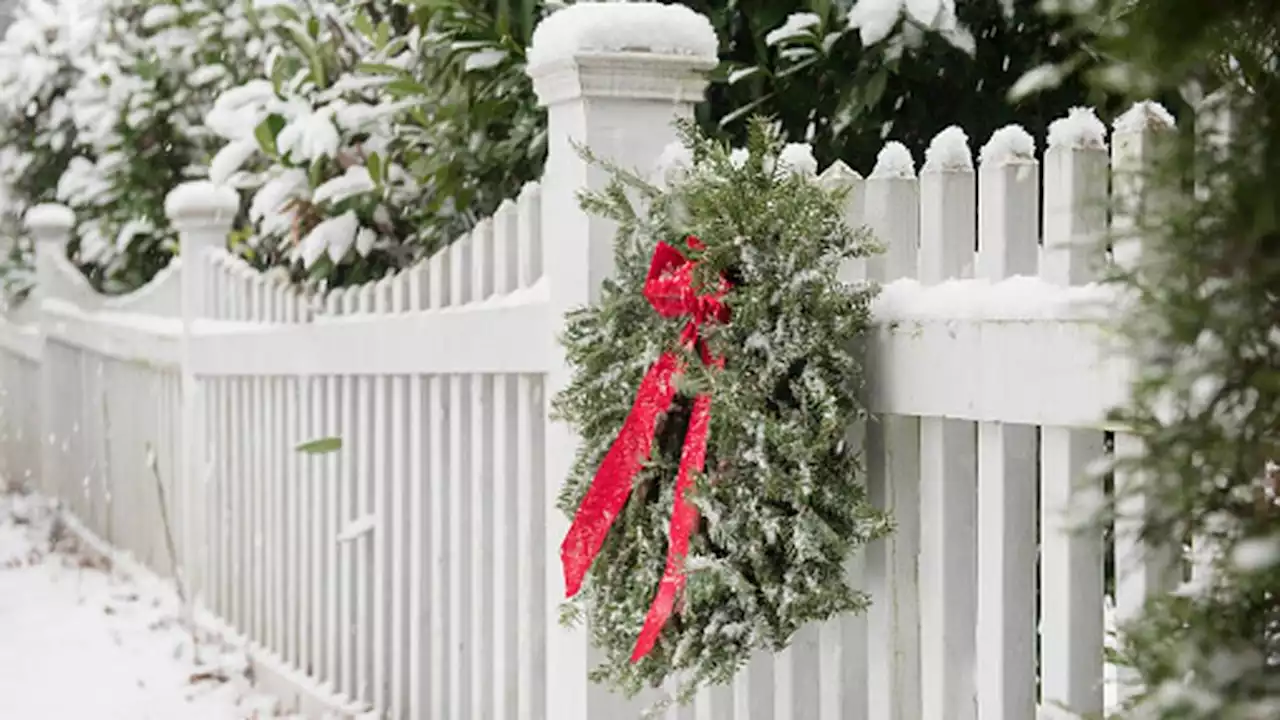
560, 236, 730, 662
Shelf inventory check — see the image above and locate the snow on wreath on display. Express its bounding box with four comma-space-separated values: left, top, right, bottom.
552, 118, 891, 706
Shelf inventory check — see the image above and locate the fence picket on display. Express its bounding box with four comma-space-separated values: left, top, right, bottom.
448, 234, 474, 718
293, 371, 308, 671
389, 277, 411, 719
492, 199, 519, 720
816, 159, 869, 720
340, 286, 360, 699
428, 243, 453, 719
918, 126, 979, 720
469, 218, 497, 719
270, 372, 285, 664
407, 263, 429, 717
734, 655, 774, 720
1039, 110, 1110, 717
514, 182, 546, 720
862, 140, 923, 720
322, 291, 341, 691
372, 278, 392, 714
356, 282, 377, 705
1109, 107, 1182, 706
975, 125, 1040, 720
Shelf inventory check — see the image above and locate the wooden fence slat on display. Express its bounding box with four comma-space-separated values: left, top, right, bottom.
406, 260, 428, 716
321, 292, 340, 691
1039, 108, 1111, 717
372, 278, 392, 714
389, 277, 411, 719
918, 126, 979, 720
862, 139, 923, 720
493, 198, 519, 720
448, 233, 474, 718
340, 288, 360, 699
425, 243, 453, 718
515, 182, 546, 720
975, 124, 1040, 720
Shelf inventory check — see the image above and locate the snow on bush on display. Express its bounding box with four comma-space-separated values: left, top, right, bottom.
205, 0, 550, 290
52, 0, 279, 292
205, 0, 425, 286
0, 0, 103, 302
0, 0, 548, 293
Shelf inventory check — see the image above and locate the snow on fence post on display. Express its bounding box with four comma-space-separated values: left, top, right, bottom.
525, 3, 717, 717
166, 180, 239, 612
863, 141, 923, 720
24, 203, 75, 499
1108, 102, 1182, 705
1039, 107, 1109, 718
916, 126, 979, 720
974, 125, 1040, 720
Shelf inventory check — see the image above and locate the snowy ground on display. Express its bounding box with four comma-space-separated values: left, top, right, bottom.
0, 492, 292, 720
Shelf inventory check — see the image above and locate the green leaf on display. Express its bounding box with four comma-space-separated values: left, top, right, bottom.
367, 152, 383, 185
356, 62, 408, 77
253, 117, 282, 157
296, 436, 342, 454
308, 157, 325, 188
267, 4, 302, 25
353, 12, 374, 39
384, 78, 429, 98
282, 23, 326, 88
862, 68, 888, 110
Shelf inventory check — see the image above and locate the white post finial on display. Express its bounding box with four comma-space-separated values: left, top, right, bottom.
526, 4, 718, 718
24, 203, 77, 311
166, 180, 238, 322
23, 203, 75, 245
165, 181, 240, 234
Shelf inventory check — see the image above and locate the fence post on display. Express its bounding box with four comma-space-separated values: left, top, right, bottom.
166, 180, 238, 612
24, 203, 75, 304
24, 203, 75, 498
525, 4, 717, 718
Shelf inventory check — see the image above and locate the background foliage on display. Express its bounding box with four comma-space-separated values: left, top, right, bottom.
1, 0, 1123, 296
1046, 0, 1280, 716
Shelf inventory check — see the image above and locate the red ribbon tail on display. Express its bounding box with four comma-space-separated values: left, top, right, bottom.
560, 352, 681, 599
630, 391, 713, 663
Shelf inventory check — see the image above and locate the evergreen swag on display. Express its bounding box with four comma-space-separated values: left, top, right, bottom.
552, 118, 891, 703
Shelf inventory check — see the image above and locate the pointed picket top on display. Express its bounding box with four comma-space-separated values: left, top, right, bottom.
1047, 106, 1108, 152
923, 125, 974, 173
979, 124, 1036, 167
871, 141, 916, 179
1114, 100, 1176, 136
818, 159, 862, 190
518, 180, 541, 203
1111, 100, 1177, 273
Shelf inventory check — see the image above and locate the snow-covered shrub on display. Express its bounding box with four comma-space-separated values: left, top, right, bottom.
206, 1, 427, 289
208, 0, 548, 291
388, 1, 546, 256
55, 0, 277, 292
0, 0, 101, 303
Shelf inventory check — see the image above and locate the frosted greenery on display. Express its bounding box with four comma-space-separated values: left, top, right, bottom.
552, 119, 891, 704
1041, 1, 1280, 717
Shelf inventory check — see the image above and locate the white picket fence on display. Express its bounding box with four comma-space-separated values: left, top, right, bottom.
0, 23, 1193, 720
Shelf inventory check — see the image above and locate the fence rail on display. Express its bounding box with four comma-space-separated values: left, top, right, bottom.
0, 26, 1191, 720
